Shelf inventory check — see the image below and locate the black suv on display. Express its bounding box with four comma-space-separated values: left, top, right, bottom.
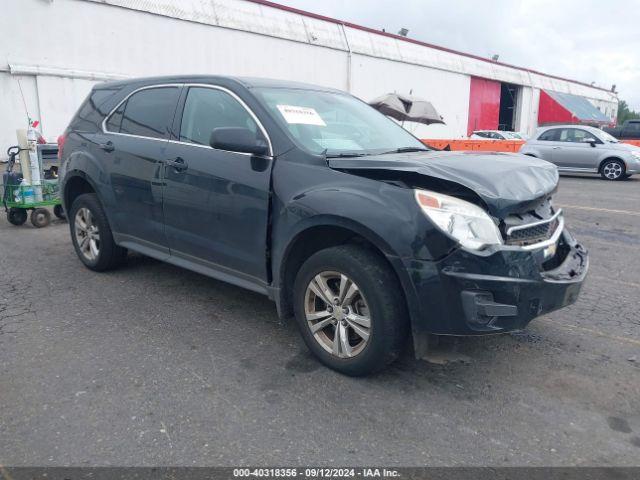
59, 76, 588, 375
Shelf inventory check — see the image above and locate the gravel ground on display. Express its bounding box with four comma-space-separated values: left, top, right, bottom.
0, 174, 638, 467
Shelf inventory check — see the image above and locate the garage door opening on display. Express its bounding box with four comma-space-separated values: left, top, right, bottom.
498, 83, 519, 131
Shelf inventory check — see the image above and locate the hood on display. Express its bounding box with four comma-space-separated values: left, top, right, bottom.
612, 142, 640, 152
328, 151, 559, 218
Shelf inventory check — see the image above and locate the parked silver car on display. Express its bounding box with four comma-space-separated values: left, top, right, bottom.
519, 125, 640, 180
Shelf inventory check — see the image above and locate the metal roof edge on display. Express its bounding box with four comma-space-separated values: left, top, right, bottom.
246, 0, 613, 94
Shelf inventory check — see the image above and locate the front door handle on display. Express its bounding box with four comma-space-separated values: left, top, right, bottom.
165, 157, 188, 172
99, 141, 115, 152
552, 146, 561, 149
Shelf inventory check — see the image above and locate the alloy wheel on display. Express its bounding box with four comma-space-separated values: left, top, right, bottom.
74, 207, 100, 261
603, 161, 623, 180
304, 271, 371, 358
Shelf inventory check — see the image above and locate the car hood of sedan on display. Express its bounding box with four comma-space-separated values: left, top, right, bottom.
328, 150, 559, 217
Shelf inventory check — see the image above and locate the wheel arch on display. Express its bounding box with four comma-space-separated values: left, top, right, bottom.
62, 171, 98, 212
274, 216, 423, 352
598, 156, 626, 173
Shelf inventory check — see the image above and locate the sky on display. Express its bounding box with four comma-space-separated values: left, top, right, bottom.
277, 0, 640, 111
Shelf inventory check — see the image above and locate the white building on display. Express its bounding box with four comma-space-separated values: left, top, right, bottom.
1, 0, 619, 154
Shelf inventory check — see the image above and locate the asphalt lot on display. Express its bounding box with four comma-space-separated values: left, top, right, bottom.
0, 174, 639, 467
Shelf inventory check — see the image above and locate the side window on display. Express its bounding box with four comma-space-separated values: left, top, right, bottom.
106, 87, 180, 139
538, 129, 559, 141
627, 122, 640, 132
73, 88, 121, 132
557, 129, 573, 142
572, 129, 596, 142
179, 87, 260, 147
558, 128, 596, 143
105, 101, 125, 132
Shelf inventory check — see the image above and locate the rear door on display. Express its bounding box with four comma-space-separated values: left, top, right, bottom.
161, 85, 273, 285
552, 128, 602, 170
101, 85, 181, 256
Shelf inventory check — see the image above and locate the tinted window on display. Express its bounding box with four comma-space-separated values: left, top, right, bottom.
110, 87, 179, 139
626, 122, 640, 131
105, 102, 125, 133
538, 129, 559, 141
179, 87, 259, 146
72, 88, 121, 132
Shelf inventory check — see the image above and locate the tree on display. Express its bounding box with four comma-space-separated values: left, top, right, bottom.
617, 100, 640, 124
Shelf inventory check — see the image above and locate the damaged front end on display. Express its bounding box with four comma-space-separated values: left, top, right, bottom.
328, 150, 589, 351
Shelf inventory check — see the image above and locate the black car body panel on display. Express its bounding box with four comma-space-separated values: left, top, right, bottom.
328, 151, 559, 218
60, 75, 589, 357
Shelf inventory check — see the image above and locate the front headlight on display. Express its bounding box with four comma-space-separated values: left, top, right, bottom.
414, 189, 503, 250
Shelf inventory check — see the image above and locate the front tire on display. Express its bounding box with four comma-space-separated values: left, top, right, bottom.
601, 159, 625, 180
69, 193, 126, 271
293, 244, 408, 376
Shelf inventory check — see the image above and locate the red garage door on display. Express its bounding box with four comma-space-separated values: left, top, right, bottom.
467, 77, 501, 136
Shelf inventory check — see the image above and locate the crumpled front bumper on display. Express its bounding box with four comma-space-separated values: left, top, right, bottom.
404, 229, 588, 337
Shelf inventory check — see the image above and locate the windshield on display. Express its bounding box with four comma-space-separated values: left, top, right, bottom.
597, 129, 619, 143
253, 87, 427, 156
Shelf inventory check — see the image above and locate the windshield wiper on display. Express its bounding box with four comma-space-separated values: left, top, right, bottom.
325, 152, 369, 158
377, 147, 430, 155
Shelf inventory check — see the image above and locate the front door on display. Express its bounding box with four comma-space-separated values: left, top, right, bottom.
101, 85, 181, 255
162, 85, 273, 284
552, 128, 602, 170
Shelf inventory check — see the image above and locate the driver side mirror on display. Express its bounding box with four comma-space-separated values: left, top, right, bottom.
209, 127, 269, 156
583, 137, 598, 147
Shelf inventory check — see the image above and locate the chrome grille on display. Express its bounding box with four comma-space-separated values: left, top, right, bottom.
505, 209, 562, 247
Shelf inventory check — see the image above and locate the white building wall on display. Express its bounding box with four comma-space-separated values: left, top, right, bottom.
0, 73, 41, 144
350, 55, 470, 139
0, 0, 619, 154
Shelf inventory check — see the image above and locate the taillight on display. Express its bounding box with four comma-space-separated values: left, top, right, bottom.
57, 134, 66, 160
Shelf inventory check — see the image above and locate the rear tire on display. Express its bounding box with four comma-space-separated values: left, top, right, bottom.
600, 159, 625, 180
69, 193, 127, 271
7, 208, 27, 226
293, 244, 408, 376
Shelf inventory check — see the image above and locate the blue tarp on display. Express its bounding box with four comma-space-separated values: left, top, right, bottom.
545, 90, 610, 123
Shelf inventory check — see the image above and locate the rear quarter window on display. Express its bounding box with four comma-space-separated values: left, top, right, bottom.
69, 88, 121, 132
538, 129, 559, 141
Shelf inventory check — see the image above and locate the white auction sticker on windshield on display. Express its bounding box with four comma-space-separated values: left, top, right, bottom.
276, 105, 326, 126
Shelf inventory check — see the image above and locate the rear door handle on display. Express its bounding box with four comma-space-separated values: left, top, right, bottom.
552, 146, 561, 149
99, 141, 115, 152
165, 157, 188, 172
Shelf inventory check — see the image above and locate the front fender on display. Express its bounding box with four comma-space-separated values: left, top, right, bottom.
269, 163, 456, 355
273, 180, 452, 265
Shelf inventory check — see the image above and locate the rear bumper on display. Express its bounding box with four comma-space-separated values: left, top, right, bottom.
404, 229, 588, 336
